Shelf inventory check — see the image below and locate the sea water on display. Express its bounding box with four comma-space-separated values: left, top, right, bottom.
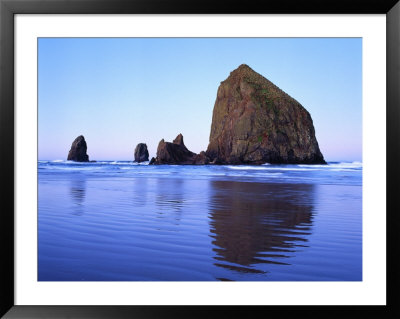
38, 161, 362, 281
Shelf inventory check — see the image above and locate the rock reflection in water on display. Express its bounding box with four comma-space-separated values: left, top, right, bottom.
208, 180, 315, 276
69, 178, 86, 216
131, 177, 148, 207
155, 178, 184, 224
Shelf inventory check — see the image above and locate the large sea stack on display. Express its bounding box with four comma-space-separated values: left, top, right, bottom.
134, 143, 149, 162
67, 135, 89, 162
206, 64, 325, 164
150, 134, 209, 165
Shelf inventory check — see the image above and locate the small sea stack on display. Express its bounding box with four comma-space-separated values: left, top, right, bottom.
67, 135, 89, 162
150, 133, 209, 165
134, 143, 149, 162
206, 64, 326, 164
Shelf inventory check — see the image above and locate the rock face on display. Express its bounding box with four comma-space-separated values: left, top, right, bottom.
134, 143, 149, 162
206, 64, 325, 164
67, 135, 89, 162
151, 134, 209, 165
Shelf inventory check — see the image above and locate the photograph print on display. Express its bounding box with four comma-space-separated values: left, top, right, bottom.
38, 38, 362, 281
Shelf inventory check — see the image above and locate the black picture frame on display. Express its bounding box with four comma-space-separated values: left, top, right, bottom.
1, 0, 399, 318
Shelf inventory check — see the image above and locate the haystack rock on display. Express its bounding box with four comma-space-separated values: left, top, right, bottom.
134, 143, 149, 162
150, 134, 209, 165
67, 135, 89, 162
206, 64, 326, 164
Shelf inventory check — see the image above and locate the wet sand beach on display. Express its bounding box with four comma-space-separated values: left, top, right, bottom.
38, 162, 362, 281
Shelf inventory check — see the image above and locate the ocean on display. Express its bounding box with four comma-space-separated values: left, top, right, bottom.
38, 161, 362, 281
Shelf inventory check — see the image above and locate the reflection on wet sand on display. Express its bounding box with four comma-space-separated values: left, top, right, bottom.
208, 180, 315, 277
155, 178, 184, 224
69, 178, 86, 215
131, 177, 148, 207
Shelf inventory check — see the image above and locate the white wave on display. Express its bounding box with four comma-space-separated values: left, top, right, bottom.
227, 165, 316, 171
39, 160, 68, 164
64, 160, 88, 165
330, 169, 357, 172
227, 166, 271, 170
41, 166, 104, 171
95, 161, 132, 165
39, 160, 153, 168
330, 162, 362, 169
263, 167, 316, 171
110, 161, 134, 165
298, 161, 362, 169
119, 166, 141, 170
109, 161, 149, 165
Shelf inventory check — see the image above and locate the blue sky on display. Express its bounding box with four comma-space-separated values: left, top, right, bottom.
38, 38, 362, 161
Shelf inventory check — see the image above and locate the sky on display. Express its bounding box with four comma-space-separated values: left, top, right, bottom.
38, 38, 362, 162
